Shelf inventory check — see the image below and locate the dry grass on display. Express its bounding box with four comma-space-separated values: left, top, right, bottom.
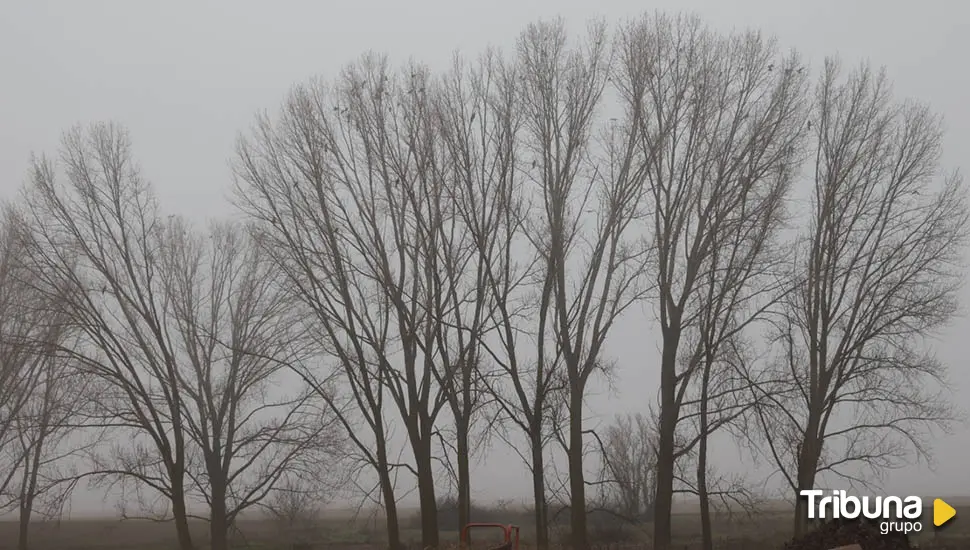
0, 507, 966, 550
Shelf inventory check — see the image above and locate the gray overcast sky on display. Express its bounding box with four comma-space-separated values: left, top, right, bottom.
1, 0, 968, 514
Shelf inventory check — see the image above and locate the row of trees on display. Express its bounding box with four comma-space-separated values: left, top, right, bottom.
1, 12, 966, 550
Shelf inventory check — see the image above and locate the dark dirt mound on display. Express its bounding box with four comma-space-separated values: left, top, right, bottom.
782, 517, 911, 550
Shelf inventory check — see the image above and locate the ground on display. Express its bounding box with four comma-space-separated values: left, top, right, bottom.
0, 506, 967, 549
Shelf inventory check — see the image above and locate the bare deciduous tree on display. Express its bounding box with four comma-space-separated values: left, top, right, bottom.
615, 13, 808, 550
433, 51, 519, 534
22, 123, 338, 550
0, 208, 93, 550
22, 124, 197, 549
515, 18, 652, 550
234, 72, 410, 550
444, 52, 562, 550
235, 54, 473, 549
261, 467, 345, 548
6, 328, 99, 550
0, 209, 51, 504
162, 219, 341, 550
594, 412, 658, 523
750, 58, 969, 536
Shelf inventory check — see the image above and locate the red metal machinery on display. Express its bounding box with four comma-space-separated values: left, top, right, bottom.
460, 522, 520, 550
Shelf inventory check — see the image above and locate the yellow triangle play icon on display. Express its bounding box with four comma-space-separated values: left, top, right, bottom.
934, 498, 956, 527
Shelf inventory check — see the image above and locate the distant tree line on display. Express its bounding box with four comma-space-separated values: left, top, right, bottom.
0, 11, 966, 550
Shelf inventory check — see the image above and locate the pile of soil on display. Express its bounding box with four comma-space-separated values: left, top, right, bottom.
782, 517, 911, 550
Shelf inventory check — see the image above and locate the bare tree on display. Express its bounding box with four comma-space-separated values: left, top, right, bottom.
677, 41, 802, 547
594, 412, 658, 523
454, 47, 561, 549
234, 72, 409, 550
20, 124, 197, 549
261, 467, 346, 547
677, 334, 766, 550
21, 123, 338, 550
515, 18, 652, 550
0, 207, 95, 550
263, 475, 321, 532
749, 58, 969, 536
0, 258, 107, 550
0, 208, 53, 504
160, 219, 341, 550
614, 13, 809, 550
433, 51, 519, 534
7, 334, 100, 550
234, 54, 471, 549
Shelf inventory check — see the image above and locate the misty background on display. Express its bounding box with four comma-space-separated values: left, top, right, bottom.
1, 0, 968, 519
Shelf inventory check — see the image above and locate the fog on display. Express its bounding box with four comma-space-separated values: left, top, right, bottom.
1, 0, 968, 520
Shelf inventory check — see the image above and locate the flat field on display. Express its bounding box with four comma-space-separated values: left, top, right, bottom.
1, 505, 968, 550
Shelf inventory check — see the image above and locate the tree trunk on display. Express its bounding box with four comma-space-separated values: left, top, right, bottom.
17, 449, 39, 550
209, 475, 229, 550
697, 361, 712, 550
415, 432, 440, 549
530, 428, 549, 550
170, 471, 195, 550
18, 417, 47, 550
457, 417, 471, 533
376, 440, 404, 550
170, 407, 193, 550
653, 327, 681, 550
17, 492, 33, 550
568, 384, 588, 550
793, 415, 822, 537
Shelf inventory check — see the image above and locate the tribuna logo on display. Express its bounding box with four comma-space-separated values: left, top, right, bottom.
800, 489, 924, 535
